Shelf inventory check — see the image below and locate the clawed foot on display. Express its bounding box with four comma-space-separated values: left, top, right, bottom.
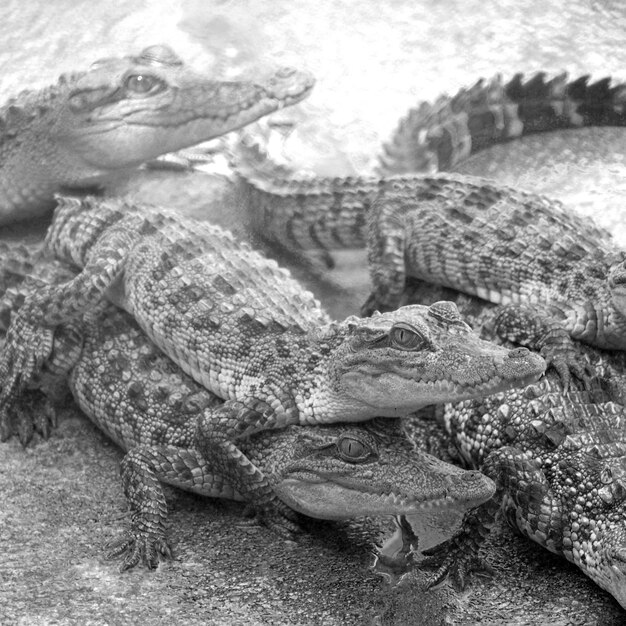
540, 344, 595, 391
0, 317, 54, 429
420, 542, 495, 590
241, 499, 302, 539
0, 388, 57, 445
104, 527, 173, 572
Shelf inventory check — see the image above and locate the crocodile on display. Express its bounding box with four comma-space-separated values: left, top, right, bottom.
0, 196, 545, 530
0, 44, 314, 225
232, 119, 626, 384
378, 72, 626, 175
400, 279, 626, 609
235, 71, 626, 254
0, 246, 496, 578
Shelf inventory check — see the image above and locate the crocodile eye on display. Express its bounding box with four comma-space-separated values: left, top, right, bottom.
125, 73, 164, 95
337, 436, 371, 462
389, 323, 428, 350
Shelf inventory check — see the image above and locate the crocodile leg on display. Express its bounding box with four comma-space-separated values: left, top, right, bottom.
362, 195, 409, 316
0, 225, 136, 417
420, 444, 561, 589
195, 400, 304, 531
420, 496, 499, 590
104, 444, 239, 571
487, 303, 595, 389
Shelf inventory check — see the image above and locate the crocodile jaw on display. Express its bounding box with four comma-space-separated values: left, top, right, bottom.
273, 476, 494, 520
273, 463, 495, 521
339, 366, 545, 417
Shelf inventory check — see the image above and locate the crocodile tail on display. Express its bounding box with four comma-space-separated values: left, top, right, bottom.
378, 73, 626, 175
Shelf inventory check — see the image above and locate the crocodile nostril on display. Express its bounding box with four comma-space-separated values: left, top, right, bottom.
507, 347, 530, 358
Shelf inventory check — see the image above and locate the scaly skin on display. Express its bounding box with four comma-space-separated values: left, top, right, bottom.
233, 126, 626, 385
363, 174, 626, 385
0, 197, 545, 527
378, 72, 626, 174
0, 44, 314, 224
402, 280, 626, 610
0, 247, 496, 577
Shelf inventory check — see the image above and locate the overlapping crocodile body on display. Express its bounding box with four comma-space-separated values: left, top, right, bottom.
0, 244, 496, 575
0, 197, 544, 527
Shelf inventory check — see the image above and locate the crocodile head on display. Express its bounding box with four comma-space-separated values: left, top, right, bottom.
4, 45, 311, 187
253, 419, 495, 521
320, 301, 546, 419
49, 45, 313, 179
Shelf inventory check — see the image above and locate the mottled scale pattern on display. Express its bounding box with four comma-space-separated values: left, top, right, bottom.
236, 72, 626, 261
240, 132, 626, 351
235, 142, 381, 251
365, 171, 626, 352
378, 72, 626, 175
236, 130, 626, 355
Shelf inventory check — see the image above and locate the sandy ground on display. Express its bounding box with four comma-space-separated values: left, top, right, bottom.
1, 0, 626, 624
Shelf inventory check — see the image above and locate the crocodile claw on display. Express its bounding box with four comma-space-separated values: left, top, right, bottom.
421, 543, 494, 591
104, 528, 173, 572
540, 344, 596, 391
0, 388, 58, 445
241, 500, 302, 539
0, 316, 54, 421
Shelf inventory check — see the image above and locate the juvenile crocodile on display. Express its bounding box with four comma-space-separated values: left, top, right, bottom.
234, 136, 626, 384
236, 71, 626, 253
0, 44, 314, 225
0, 247, 496, 578
401, 280, 626, 609
0, 196, 545, 529
378, 72, 626, 175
